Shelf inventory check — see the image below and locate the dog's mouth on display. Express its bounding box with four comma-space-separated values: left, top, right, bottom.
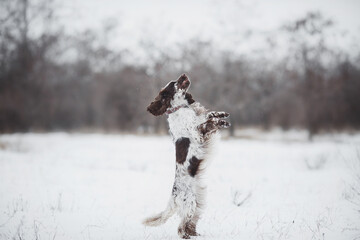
180, 79, 190, 90
177, 74, 190, 90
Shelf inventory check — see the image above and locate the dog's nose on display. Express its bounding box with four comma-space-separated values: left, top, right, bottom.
180, 73, 187, 79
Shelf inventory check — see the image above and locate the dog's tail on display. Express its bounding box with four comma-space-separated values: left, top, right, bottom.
142, 200, 176, 226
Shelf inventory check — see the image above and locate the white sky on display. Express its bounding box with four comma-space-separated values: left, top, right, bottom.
59, 0, 360, 61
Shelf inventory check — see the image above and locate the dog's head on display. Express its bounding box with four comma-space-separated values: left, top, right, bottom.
147, 74, 195, 116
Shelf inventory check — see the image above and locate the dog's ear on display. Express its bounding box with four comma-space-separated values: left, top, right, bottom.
185, 93, 195, 104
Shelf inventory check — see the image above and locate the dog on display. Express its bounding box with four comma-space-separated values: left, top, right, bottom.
143, 74, 230, 239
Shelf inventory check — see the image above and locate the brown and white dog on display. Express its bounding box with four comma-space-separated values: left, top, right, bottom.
143, 74, 230, 239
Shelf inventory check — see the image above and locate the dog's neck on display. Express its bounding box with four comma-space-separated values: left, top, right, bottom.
166, 104, 188, 115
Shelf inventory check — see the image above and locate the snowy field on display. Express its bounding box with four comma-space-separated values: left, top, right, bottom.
0, 131, 360, 240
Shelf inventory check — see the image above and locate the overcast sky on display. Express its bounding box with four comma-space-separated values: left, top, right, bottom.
60, 0, 360, 60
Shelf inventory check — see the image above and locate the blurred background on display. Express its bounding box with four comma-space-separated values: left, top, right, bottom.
0, 0, 360, 137
1, 1, 360, 239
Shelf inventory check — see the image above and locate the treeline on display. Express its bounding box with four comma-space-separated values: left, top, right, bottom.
0, 0, 359, 137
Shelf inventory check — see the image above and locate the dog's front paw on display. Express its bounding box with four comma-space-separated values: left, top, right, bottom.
207, 111, 230, 119
218, 120, 231, 128
219, 111, 230, 118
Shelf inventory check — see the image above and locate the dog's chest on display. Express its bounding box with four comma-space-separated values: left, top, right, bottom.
167, 108, 204, 141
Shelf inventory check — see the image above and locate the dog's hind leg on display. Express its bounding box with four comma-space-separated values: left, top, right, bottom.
178, 217, 191, 239
177, 196, 197, 239
184, 207, 201, 237
184, 181, 206, 237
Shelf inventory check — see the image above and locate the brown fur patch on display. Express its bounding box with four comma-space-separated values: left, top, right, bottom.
147, 82, 176, 116
175, 137, 190, 164
188, 156, 203, 177
185, 221, 199, 236
185, 93, 195, 105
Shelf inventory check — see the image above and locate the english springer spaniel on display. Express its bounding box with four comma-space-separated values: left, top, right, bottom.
143, 74, 230, 239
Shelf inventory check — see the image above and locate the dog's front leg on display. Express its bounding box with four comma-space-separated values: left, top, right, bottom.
206, 111, 230, 119
197, 118, 230, 142
197, 119, 217, 142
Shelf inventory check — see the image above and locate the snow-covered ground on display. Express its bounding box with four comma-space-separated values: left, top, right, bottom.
0, 131, 359, 240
